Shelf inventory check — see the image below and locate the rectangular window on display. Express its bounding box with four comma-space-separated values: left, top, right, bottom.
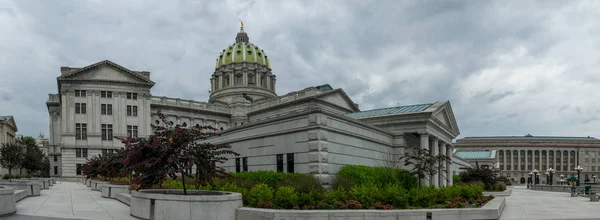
75, 103, 86, 114
133, 106, 137, 116
102, 149, 107, 156
235, 158, 241, 173
101, 104, 113, 115
276, 154, 283, 173
127, 105, 131, 116
76, 164, 82, 175
101, 124, 113, 140
108, 149, 114, 155
53, 155, 57, 162
75, 123, 87, 140
127, 125, 138, 138
100, 91, 113, 98
286, 153, 294, 173
242, 157, 248, 171
127, 105, 138, 116
127, 92, 138, 100
54, 166, 58, 175
76, 148, 81, 157
82, 148, 88, 157
75, 90, 86, 97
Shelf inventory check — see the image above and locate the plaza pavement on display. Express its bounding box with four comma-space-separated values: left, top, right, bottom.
500, 185, 600, 220
4, 181, 600, 220
3, 181, 135, 220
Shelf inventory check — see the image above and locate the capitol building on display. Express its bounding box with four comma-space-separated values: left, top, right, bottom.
45, 26, 463, 187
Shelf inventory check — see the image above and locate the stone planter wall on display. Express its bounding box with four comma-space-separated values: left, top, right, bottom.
530, 185, 578, 192
27, 179, 50, 189
91, 180, 108, 191
483, 187, 512, 197
236, 198, 505, 220
101, 184, 130, 198
86, 179, 92, 187
0, 181, 41, 196
130, 189, 242, 220
0, 186, 16, 217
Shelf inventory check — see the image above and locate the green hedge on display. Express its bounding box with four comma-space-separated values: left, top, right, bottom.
334, 165, 418, 190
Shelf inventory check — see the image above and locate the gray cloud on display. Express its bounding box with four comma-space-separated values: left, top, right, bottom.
1, 0, 600, 138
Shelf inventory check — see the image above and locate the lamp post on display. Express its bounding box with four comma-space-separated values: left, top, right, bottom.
593, 175, 597, 184
532, 169, 539, 185
528, 172, 534, 188
536, 173, 541, 185
560, 174, 565, 185
575, 165, 584, 186
548, 167, 555, 185
545, 171, 549, 185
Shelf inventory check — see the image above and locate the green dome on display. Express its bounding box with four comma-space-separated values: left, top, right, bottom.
215, 42, 270, 68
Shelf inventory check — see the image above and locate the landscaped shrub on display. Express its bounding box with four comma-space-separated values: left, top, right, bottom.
348, 184, 385, 207
408, 186, 441, 208
274, 186, 298, 209
335, 165, 418, 190
381, 185, 409, 208
275, 173, 322, 193
231, 171, 297, 188
453, 174, 462, 184
248, 183, 274, 207
322, 187, 349, 205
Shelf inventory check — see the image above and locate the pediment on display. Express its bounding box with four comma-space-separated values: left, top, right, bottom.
316, 89, 359, 112
58, 60, 155, 86
428, 101, 460, 136
0, 116, 17, 132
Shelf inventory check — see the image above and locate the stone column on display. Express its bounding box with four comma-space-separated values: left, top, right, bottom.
440, 142, 446, 187
568, 151, 571, 172
446, 144, 453, 186
517, 150, 521, 171
420, 133, 429, 186
510, 150, 515, 171
432, 137, 439, 188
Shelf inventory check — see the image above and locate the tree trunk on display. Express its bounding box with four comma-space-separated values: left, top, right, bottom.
182, 172, 187, 195
195, 167, 200, 190
8, 167, 12, 182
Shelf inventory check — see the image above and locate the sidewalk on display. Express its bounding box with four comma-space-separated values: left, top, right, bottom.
500, 185, 600, 220
4, 181, 135, 220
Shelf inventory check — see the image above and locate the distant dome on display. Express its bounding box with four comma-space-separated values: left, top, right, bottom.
215, 28, 270, 69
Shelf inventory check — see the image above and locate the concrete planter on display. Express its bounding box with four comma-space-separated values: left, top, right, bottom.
28, 179, 51, 189
0, 180, 41, 196
86, 179, 92, 187
130, 189, 242, 220
91, 180, 109, 191
483, 187, 512, 197
0, 186, 16, 217
236, 197, 506, 220
101, 183, 130, 198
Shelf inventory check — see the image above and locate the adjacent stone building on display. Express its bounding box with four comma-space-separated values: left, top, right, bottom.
0, 116, 18, 175
46, 26, 462, 187
454, 134, 600, 184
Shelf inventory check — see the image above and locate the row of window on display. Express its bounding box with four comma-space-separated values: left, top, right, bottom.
75, 90, 138, 99
234, 153, 295, 173
75, 148, 117, 158
75, 123, 139, 140
75, 103, 138, 116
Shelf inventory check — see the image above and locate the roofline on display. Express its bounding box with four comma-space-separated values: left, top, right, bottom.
345, 102, 437, 120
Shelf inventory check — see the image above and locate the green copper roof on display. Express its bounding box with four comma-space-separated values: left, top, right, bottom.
215, 42, 270, 68
459, 135, 599, 141
455, 151, 493, 159
345, 103, 433, 119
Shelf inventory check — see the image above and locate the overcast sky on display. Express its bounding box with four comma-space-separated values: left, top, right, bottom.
1, 0, 600, 139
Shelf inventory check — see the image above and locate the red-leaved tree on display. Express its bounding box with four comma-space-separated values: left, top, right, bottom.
82, 154, 104, 180
120, 110, 239, 195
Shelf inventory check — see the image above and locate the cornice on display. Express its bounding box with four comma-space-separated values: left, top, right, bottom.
150, 103, 232, 117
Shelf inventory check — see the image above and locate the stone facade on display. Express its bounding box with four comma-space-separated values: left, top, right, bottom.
0, 116, 18, 175
46, 27, 463, 187
454, 135, 600, 184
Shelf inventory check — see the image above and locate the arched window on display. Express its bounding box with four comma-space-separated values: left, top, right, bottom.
195, 124, 200, 127
235, 73, 243, 85
248, 74, 255, 85
182, 122, 187, 127
260, 76, 266, 87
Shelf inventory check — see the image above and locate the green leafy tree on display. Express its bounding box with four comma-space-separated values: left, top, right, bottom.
399, 148, 451, 186
40, 156, 50, 177
0, 143, 24, 178
21, 137, 45, 175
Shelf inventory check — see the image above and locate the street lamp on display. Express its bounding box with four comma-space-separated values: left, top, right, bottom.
532, 169, 539, 185
560, 174, 565, 185
528, 172, 534, 188
575, 165, 584, 186
593, 175, 597, 184
545, 171, 550, 185
536, 173, 541, 185
548, 167, 555, 185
